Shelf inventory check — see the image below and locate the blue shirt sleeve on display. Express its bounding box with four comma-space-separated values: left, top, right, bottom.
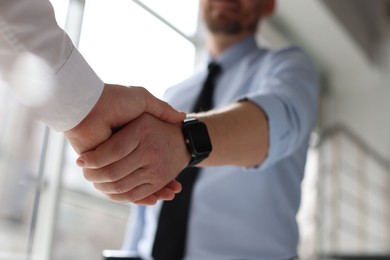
243, 47, 320, 170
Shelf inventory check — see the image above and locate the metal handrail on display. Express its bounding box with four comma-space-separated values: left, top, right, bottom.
317, 124, 390, 171
131, 0, 196, 43
315, 124, 390, 258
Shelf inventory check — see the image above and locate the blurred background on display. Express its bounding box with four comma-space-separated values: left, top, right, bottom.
0, 0, 389, 259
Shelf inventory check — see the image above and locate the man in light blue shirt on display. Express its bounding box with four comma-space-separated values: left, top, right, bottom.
124, 42, 318, 260
80, 0, 319, 259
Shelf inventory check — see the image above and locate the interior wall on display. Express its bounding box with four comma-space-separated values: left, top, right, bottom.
329, 27, 390, 159
268, 1, 390, 257
321, 0, 388, 61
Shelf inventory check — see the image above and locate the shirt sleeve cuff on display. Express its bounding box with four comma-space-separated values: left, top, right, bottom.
34, 47, 104, 132
241, 94, 292, 171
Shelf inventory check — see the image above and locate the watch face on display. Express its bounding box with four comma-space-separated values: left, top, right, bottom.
183, 118, 212, 165
190, 123, 212, 154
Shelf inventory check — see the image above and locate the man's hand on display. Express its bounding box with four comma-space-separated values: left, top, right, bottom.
76, 113, 191, 204
64, 84, 186, 202
64, 83, 186, 154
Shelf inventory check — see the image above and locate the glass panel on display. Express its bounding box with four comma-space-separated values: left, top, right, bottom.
49, 0, 70, 29
52, 152, 130, 260
78, 0, 196, 98
0, 1, 69, 259
51, 0, 198, 259
0, 90, 46, 259
139, 0, 200, 37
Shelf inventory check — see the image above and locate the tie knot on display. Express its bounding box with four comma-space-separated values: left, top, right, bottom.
207, 62, 222, 77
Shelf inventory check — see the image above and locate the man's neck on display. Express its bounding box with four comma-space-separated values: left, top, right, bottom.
207, 32, 254, 58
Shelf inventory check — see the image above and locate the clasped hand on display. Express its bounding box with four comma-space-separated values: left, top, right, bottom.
79, 113, 190, 204
65, 84, 189, 205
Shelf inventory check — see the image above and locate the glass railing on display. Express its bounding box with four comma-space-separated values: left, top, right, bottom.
0, 92, 47, 260
301, 125, 390, 259
0, 1, 200, 259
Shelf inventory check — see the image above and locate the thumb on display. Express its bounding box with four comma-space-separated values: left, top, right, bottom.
144, 91, 186, 123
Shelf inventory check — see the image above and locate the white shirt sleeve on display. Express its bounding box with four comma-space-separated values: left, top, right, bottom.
0, 0, 104, 131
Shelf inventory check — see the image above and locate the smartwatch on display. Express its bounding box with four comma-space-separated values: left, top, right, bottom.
182, 117, 212, 166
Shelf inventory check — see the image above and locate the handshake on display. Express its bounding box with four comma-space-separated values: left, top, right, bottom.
64, 84, 191, 205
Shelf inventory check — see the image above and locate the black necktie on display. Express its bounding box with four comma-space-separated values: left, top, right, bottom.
152, 62, 222, 260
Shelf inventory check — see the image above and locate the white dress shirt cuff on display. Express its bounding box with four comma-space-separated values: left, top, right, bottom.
34, 47, 104, 132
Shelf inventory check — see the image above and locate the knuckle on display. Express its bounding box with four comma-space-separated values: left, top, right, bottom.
108, 180, 128, 194
82, 153, 98, 168
138, 118, 152, 133
138, 86, 149, 96
93, 182, 103, 192
105, 169, 118, 182
83, 168, 92, 181
136, 87, 149, 104
145, 143, 163, 163
107, 133, 131, 157
142, 196, 158, 205
105, 193, 120, 202
97, 165, 118, 182
114, 141, 129, 159
143, 167, 160, 185
122, 192, 137, 203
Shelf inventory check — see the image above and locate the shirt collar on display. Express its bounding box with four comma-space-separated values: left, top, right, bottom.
207, 36, 260, 71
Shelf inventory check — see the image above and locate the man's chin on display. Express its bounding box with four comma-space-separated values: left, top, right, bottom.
207, 19, 241, 35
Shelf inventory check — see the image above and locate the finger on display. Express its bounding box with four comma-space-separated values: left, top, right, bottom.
153, 186, 176, 201
83, 153, 142, 183
82, 141, 146, 184
166, 180, 182, 194
134, 195, 158, 205
77, 122, 140, 169
134, 186, 176, 205
132, 180, 182, 205
150, 180, 182, 201
141, 87, 186, 123
105, 182, 164, 203
92, 168, 146, 194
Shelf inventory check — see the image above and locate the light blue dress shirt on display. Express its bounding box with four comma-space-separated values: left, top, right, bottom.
124, 37, 319, 260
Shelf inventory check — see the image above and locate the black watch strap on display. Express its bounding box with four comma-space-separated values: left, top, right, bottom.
182, 117, 212, 166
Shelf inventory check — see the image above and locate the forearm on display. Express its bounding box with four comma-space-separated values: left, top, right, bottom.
0, 0, 71, 70
75, 100, 267, 203
0, 0, 103, 131
194, 101, 269, 168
